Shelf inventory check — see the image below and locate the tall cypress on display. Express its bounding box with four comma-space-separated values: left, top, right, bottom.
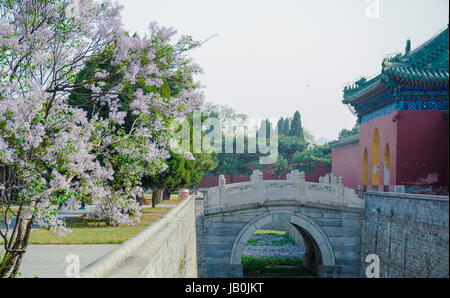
283, 118, 290, 136
277, 117, 285, 135
289, 111, 304, 140
266, 118, 272, 138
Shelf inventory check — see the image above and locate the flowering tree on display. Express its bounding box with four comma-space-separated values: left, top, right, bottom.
0, 0, 203, 277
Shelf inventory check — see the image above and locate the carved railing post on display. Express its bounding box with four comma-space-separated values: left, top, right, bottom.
323, 174, 330, 184
299, 171, 306, 201
288, 170, 306, 202
250, 170, 263, 203
219, 174, 226, 207
331, 174, 338, 184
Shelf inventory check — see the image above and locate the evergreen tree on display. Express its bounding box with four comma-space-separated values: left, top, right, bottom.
283, 118, 290, 135
277, 117, 285, 136
289, 111, 304, 140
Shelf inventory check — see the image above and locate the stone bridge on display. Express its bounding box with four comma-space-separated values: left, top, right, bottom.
79, 169, 448, 278
195, 170, 365, 278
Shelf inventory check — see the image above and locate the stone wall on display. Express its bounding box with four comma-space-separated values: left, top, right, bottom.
195, 197, 207, 278
361, 191, 449, 278
81, 197, 197, 278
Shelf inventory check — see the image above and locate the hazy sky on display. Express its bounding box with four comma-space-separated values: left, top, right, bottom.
117, 0, 448, 141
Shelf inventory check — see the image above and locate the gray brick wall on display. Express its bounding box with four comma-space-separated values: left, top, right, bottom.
361, 192, 449, 278
81, 197, 198, 278
195, 197, 207, 278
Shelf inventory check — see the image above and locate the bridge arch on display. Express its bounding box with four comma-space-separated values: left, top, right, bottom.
230, 211, 335, 276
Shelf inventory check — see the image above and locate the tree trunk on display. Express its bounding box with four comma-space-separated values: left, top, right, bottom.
163, 190, 170, 201
151, 188, 165, 208
0, 211, 34, 278
158, 189, 164, 204
151, 190, 157, 208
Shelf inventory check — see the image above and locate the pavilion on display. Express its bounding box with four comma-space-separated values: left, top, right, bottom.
331, 25, 449, 195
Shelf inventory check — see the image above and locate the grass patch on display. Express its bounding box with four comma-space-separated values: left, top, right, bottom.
143, 194, 179, 206
254, 230, 286, 235
26, 208, 170, 245
242, 255, 303, 267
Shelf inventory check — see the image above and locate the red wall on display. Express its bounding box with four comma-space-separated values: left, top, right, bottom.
332, 143, 360, 189
359, 111, 399, 188
306, 162, 331, 183
196, 162, 330, 188
347, 109, 448, 190
396, 110, 449, 187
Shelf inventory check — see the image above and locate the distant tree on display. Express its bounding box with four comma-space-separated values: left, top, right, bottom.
293, 144, 331, 173
278, 135, 308, 163
283, 118, 290, 135
141, 112, 218, 207
303, 129, 316, 145
338, 123, 360, 139
277, 117, 285, 136
289, 111, 304, 140
271, 156, 292, 179
210, 135, 260, 183
257, 119, 273, 140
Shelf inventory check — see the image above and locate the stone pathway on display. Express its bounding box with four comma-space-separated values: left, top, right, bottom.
1, 245, 119, 278
1, 203, 175, 278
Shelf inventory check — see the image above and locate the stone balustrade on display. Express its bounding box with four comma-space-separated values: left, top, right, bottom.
206, 170, 364, 211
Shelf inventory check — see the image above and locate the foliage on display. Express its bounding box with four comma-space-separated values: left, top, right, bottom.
210, 140, 258, 182
270, 156, 291, 179
288, 111, 304, 140
293, 144, 331, 173
141, 112, 218, 198
0, 0, 203, 277
278, 135, 308, 163
303, 129, 316, 145
338, 123, 360, 139
242, 232, 305, 268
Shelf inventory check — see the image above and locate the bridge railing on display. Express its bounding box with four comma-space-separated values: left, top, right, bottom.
206, 170, 364, 210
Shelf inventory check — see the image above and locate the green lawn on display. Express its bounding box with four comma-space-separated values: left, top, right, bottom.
27, 208, 170, 245
144, 194, 179, 206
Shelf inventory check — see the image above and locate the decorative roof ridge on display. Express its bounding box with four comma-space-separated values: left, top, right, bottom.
402, 25, 449, 66
343, 74, 382, 95
343, 75, 386, 102
343, 25, 449, 100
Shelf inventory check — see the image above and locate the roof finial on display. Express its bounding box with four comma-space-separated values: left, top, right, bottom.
405, 39, 411, 55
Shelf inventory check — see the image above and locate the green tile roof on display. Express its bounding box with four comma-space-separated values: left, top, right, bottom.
343, 25, 449, 104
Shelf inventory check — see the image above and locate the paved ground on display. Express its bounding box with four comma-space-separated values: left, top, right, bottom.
1, 203, 175, 278
1, 245, 119, 278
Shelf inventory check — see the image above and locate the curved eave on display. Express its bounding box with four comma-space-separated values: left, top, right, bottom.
343, 78, 389, 106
